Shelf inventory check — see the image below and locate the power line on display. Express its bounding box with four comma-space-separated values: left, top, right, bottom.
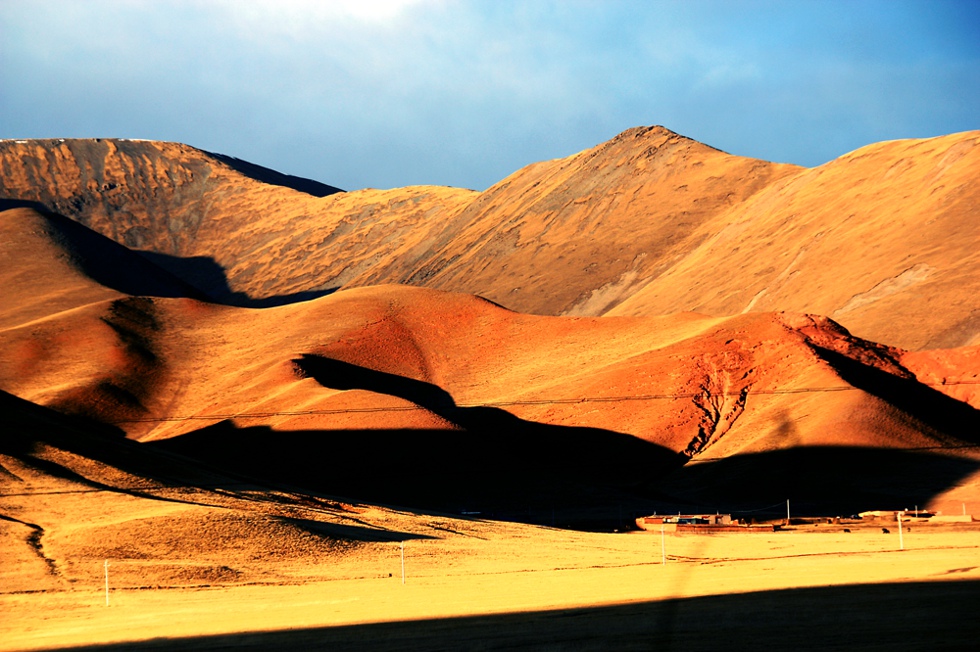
112, 378, 980, 425
112, 387, 848, 424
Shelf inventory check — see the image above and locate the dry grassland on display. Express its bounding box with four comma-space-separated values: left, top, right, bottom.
3, 515, 978, 651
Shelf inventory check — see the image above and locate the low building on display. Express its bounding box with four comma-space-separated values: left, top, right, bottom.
635, 513, 732, 530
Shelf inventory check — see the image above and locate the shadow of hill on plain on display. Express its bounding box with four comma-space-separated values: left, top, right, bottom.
149, 356, 980, 525
292, 354, 980, 514
57, 579, 980, 651
149, 421, 980, 524
660, 446, 980, 516
291, 355, 686, 482
289, 355, 688, 522
1, 389, 204, 488
148, 419, 684, 530
0, 391, 426, 542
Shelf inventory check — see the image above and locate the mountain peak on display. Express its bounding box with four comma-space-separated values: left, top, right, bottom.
607, 125, 718, 153
2, 130, 978, 349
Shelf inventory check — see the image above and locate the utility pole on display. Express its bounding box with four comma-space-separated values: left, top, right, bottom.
104, 560, 110, 607
400, 541, 405, 585
786, 499, 790, 526
898, 512, 904, 551
660, 525, 666, 566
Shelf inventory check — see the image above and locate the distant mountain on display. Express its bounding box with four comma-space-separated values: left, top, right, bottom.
0, 138, 475, 307
2, 211, 978, 514
2, 128, 980, 520
608, 130, 980, 351
2, 129, 977, 349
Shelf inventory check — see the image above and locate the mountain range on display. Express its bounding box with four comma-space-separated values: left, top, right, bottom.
2, 127, 979, 533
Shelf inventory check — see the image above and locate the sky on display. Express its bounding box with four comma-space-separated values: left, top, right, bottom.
1, 0, 978, 191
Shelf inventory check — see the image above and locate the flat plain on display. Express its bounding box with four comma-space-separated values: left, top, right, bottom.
3, 496, 979, 651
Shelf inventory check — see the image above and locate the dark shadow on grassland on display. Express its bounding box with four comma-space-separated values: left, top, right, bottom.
148, 419, 686, 531
150, 421, 980, 525
146, 356, 980, 527
0, 389, 202, 487
0, 391, 427, 542
290, 356, 980, 516
659, 446, 980, 517
53, 580, 980, 651
813, 346, 980, 445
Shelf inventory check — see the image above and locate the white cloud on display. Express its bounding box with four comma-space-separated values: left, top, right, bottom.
205, 0, 437, 43
1, 0, 976, 190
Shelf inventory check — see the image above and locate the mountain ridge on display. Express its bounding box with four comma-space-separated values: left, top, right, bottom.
3, 127, 977, 349
2, 173, 980, 519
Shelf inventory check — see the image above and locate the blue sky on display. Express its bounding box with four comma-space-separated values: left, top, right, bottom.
2, 0, 977, 191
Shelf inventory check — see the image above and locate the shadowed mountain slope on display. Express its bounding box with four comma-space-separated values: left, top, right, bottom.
3, 128, 978, 348
3, 220, 979, 515
0, 206, 215, 425
0, 389, 437, 594
0, 206, 206, 323
201, 149, 342, 197
3, 128, 980, 520
0, 138, 476, 306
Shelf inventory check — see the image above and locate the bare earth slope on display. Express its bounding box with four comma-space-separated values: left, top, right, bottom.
3, 128, 978, 349
375, 126, 800, 316
902, 345, 980, 409
0, 139, 476, 306
610, 131, 980, 350
2, 208, 978, 518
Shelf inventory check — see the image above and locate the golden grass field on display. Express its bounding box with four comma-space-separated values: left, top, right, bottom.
3, 512, 979, 651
